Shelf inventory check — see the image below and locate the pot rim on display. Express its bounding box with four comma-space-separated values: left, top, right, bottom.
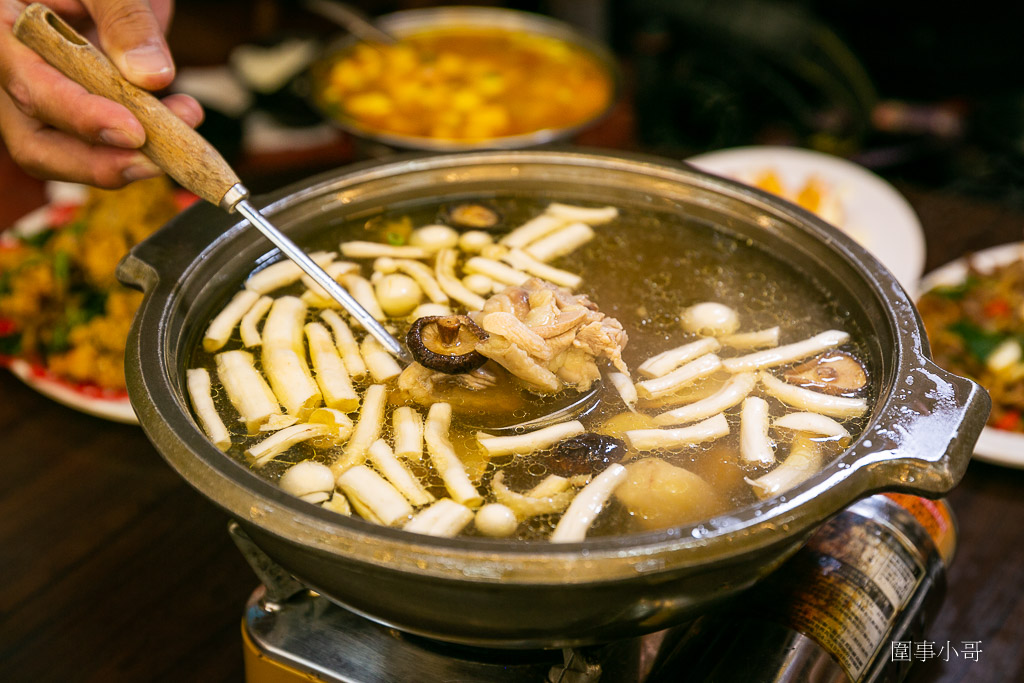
121, 148, 988, 584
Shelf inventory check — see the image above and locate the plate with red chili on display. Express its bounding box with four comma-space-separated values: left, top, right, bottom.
917, 242, 1024, 467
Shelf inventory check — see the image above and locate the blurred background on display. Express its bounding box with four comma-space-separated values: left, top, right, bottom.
159, 0, 1024, 207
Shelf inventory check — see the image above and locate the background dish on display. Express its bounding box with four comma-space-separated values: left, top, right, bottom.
1, 182, 137, 424
687, 145, 925, 293
918, 241, 1024, 468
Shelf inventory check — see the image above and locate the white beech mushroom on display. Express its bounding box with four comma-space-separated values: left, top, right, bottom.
491, 471, 575, 519
523, 222, 595, 263
500, 213, 568, 249
424, 402, 484, 507
544, 203, 619, 225
360, 336, 402, 383
719, 326, 781, 350
203, 289, 260, 352
404, 498, 475, 537
279, 461, 335, 504
304, 322, 358, 411
722, 330, 850, 373
319, 309, 368, 381
501, 248, 582, 289
462, 273, 496, 296
392, 406, 424, 460
608, 371, 638, 410
299, 261, 361, 307
186, 368, 231, 451
215, 349, 281, 433
624, 413, 730, 451
245, 423, 340, 467
435, 248, 486, 310
384, 258, 448, 304
747, 435, 822, 499
476, 420, 586, 457
331, 384, 388, 475
341, 273, 387, 321
244, 251, 335, 294
473, 503, 519, 538
367, 439, 434, 506
774, 412, 851, 439
458, 230, 494, 253
653, 372, 757, 426
634, 353, 723, 399
339, 241, 430, 260
739, 396, 775, 466
637, 337, 722, 378
550, 463, 628, 543
759, 371, 868, 419
239, 295, 273, 348
680, 302, 740, 336
336, 465, 414, 525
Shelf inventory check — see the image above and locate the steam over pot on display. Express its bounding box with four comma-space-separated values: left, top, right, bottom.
119, 150, 988, 648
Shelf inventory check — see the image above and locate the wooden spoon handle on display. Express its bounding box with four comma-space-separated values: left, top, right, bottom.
13, 3, 243, 208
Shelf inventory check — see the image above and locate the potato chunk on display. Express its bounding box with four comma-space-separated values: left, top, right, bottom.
615, 458, 724, 530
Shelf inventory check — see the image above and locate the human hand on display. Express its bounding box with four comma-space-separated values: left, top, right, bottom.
0, 1, 203, 187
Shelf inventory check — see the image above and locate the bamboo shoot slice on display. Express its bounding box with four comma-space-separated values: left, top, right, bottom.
262, 346, 321, 417
339, 241, 431, 260
404, 498, 475, 537
544, 203, 619, 225
261, 296, 307, 354
215, 349, 281, 433
239, 295, 273, 348
341, 273, 386, 322
476, 421, 586, 457
304, 322, 358, 411
523, 222, 595, 263
500, 213, 567, 249
719, 327, 780, 350
367, 439, 434, 506
608, 371, 638, 410
424, 402, 483, 507
624, 413, 730, 451
331, 384, 388, 475
501, 248, 582, 289
653, 372, 756, 426
392, 406, 424, 460
336, 465, 414, 525
186, 368, 231, 450
360, 336, 402, 382
550, 463, 628, 543
747, 435, 822, 499
739, 397, 775, 466
634, 353, 722, 399
759, 371, 868, 419
491, 471, 574, 519
320, 309, 367, 380
245, 423, 337, 467
244, 251, 335, 294
637, 338, 721, 378
463, 257, 531, 286
722, 330, 850, 373
204, 289, 260, 352
774, 412, 851, 439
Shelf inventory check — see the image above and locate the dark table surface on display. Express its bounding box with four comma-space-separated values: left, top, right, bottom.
1, 156, 1023, 682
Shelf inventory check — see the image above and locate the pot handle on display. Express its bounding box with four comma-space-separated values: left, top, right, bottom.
841, 355, 990, 498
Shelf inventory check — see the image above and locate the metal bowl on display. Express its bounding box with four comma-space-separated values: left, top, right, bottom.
306, 6, 619, 151
119, 149, 988, 648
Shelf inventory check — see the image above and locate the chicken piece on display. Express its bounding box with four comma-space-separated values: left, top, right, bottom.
553, 347, 601, 391
475, 336, 562, 393
615, 457, 725, 530
574, 318, 629, 374
397, 361, 528, 414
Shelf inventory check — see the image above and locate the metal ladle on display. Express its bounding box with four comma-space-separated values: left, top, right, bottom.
302, 0, 400, 47
13, 3, 410, 364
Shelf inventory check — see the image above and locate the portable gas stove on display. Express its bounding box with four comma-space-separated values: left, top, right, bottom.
232, 494, 956, 683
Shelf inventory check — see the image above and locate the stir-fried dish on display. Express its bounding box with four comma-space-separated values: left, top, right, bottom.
313, 27, 612, 142
0, 177, 185, 392
187, 199, 873, 541
918, 255, 1024, 432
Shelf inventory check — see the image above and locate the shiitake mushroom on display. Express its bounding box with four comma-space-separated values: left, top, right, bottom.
784, 351, 867, 395
407, 315, 489, 374
546, 433, 626, 477
440, 202, 503, 230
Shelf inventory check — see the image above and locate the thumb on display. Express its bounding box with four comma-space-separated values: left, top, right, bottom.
85, 0, 174, 90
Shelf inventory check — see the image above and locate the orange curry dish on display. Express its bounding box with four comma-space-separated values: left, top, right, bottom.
314, 28, 613, 142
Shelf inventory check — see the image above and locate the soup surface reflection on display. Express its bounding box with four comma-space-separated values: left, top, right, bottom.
187, 197, 873, 542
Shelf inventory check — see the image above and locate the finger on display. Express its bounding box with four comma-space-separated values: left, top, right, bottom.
161, 93, 204, 129
0, 89, 160, 187
83, 0, 174, 91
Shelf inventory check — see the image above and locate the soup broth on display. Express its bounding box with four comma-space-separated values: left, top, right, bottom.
187, 197, 873, 542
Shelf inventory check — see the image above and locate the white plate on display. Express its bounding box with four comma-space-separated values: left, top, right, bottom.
1, 182, 137, 425
687, 146, 926, 294
918, 241, 1024, 468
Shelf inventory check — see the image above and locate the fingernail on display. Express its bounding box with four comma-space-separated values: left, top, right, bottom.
100, 127, 144, 148
123, 44, 172, 77
123, 158, 162, 182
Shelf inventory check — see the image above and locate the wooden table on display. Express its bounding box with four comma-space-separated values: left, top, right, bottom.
1, 166, 1023, 682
